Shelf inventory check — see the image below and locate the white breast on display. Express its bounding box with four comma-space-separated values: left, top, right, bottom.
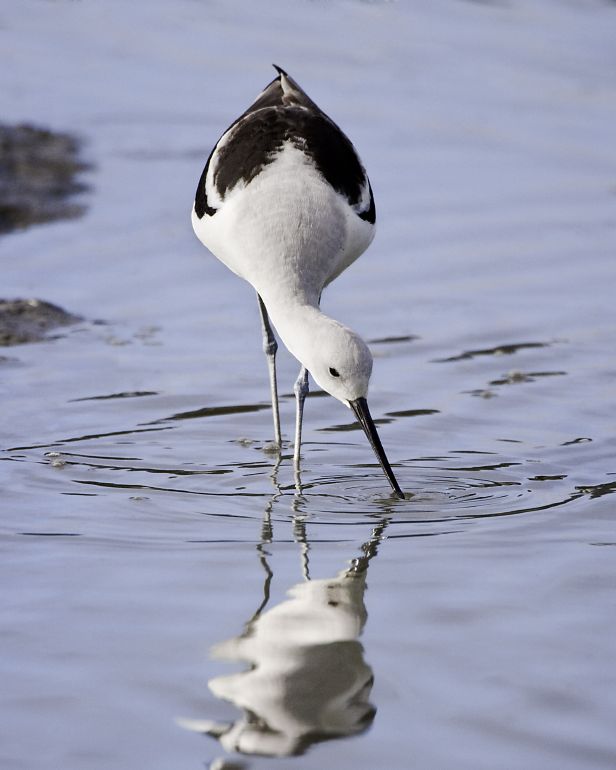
191, 142, 375, 304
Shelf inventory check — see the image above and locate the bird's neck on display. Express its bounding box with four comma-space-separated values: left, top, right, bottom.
261, 292, 329, 371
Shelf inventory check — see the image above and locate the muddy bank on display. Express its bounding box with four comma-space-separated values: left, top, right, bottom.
0, 123, 89, 234
0, 124, 90, 345
0, 299, 81, 346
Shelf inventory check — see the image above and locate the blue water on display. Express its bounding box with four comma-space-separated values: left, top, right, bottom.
2, 1, 616, 768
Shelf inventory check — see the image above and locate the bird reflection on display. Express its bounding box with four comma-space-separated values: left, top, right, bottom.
179, 510, 389, 759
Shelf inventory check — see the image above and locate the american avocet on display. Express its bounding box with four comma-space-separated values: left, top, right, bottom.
192, 66, 403, 498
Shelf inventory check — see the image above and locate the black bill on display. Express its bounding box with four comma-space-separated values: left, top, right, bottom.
350, 397, 404, 499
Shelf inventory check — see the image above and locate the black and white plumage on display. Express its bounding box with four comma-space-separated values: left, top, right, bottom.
194, 65, 375, 224
192, 66, 403, 498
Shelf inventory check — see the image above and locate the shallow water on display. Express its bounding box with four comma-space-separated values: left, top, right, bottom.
2, 1, 616, 768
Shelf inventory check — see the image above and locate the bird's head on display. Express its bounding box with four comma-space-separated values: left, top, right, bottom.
301, 319, 404, 499
307, 321, 373, 406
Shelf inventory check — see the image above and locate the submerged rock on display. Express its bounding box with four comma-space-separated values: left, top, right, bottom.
0, 299, 82, 346
0, 123, 90, 234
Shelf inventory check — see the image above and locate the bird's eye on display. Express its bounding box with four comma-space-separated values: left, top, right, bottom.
329, 367, 340, 377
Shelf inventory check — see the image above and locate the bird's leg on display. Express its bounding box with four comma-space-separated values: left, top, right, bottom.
293, 292, 320, 492
256, 293, 282, 448
293, 366, 309, 475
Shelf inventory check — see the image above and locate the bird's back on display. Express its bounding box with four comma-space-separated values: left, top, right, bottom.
192, 68, 376, 298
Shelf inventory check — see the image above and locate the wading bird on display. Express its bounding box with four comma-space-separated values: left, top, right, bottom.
192, 66, 403, 498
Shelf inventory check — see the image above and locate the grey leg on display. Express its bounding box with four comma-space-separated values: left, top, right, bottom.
257, 294, 281, 448
293, 366, 309, 473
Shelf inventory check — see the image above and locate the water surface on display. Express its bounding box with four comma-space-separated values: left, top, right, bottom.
2, 1, 616, 769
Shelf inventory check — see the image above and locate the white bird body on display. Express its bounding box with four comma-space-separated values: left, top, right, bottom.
191, 139, 375, 400
192, 142, 374, 296
192, 67, 403, 497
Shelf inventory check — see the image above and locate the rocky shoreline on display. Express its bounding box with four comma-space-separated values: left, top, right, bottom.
0, 123, 90, 234
0, 123, 90, 344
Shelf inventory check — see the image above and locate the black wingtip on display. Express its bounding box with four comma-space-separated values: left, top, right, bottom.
272, 63, 288, 77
